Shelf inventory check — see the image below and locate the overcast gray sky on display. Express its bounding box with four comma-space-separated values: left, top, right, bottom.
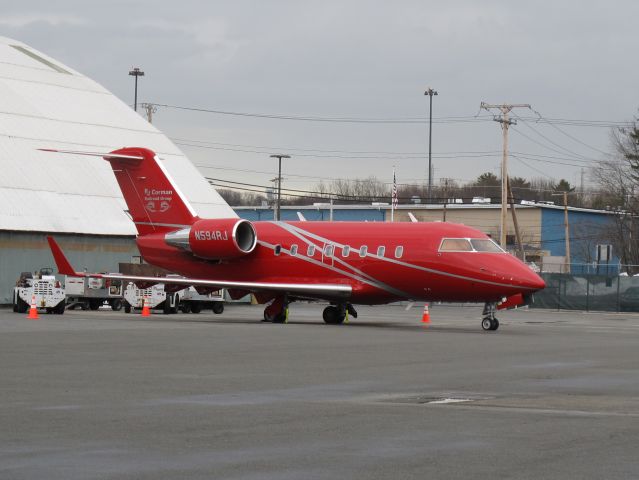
2, 0, 638, 195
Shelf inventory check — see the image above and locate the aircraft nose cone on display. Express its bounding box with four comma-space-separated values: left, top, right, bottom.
522, 268, 545, 291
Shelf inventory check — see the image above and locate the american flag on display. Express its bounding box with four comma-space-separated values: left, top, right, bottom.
392, 169, 398, 209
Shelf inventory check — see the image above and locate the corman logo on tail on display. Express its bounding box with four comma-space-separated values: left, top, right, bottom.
144, 188, 173, 213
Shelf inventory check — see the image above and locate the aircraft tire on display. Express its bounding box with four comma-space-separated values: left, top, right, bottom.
481, 317, 493, 331
272, 310, 287, 323
323, 306, 345, 325
491, 319, 500, 331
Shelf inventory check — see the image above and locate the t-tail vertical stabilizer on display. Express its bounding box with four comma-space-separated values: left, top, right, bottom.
103, 147, 199, 235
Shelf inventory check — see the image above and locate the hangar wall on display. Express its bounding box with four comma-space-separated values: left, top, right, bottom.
0, 232, 137, 304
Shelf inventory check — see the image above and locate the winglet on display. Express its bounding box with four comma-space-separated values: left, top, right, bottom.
46, 236, 82, 276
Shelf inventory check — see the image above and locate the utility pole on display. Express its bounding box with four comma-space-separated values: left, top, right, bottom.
480, 102, 531, 248
552, 191, 571, 273
270, 154, 290, 221
562, 191, 571, 273
442, 178, 450, 222
507, 178, 525, 260
424, 87, 438, 203
128, 67, 145, 112
141, 103, 157, 123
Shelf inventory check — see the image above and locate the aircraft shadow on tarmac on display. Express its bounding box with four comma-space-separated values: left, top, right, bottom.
115, 313, 509, 335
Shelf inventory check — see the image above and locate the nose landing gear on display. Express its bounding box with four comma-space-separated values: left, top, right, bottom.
481, 302, 500, 331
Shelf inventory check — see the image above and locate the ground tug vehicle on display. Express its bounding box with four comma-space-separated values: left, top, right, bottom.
12, 269, 66, 314
123, 282, 225, 314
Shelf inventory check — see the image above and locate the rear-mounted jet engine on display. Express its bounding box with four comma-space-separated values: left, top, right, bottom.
165, 218, 257, 260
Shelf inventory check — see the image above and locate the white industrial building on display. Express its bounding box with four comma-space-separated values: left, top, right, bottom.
0, 36, 235, 303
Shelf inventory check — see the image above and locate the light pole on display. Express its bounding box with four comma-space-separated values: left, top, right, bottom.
424, 87, 437, 203
128, 67, 145, 111
270, 154, 290, 221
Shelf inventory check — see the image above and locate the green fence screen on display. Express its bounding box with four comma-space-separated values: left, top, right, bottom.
532, 273, 639, 312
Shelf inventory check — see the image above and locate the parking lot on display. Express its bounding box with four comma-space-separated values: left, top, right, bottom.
1, 304, 639, 479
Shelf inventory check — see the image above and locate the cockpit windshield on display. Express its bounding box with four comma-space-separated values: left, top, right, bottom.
439, 238, 473, 252
439, 238, 505, 253
470, 239, 504, 252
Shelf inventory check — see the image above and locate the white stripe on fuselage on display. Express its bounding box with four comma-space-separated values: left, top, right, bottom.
256, 240, 412, 299
269, 221, 532, 292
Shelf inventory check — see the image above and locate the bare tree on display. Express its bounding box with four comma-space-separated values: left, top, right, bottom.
589, 113, 639, 272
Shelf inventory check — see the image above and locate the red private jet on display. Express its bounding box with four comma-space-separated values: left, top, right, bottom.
45, 147, 545, 331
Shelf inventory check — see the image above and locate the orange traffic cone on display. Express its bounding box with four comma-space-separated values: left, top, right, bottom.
421, 304, 430, 324
141, 296, 151, 317
27, 294, 39, 320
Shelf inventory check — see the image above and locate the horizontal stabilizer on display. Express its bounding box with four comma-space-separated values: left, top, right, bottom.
38, 148, 144, 162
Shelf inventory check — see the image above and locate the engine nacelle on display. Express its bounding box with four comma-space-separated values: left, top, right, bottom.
165, 218, 257, 260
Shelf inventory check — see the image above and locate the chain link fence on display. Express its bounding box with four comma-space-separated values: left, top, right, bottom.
531, 272, 639, 312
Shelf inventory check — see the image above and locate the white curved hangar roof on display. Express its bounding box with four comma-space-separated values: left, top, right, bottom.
0, 36, 236, 235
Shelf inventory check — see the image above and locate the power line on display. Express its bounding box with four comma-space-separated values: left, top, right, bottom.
529, 109, 610, 156
148, 102, 634, 128
511, 155, 556, 180
511, 125, 598, 162
198, 163, 602, 190
176, 140, 501, 160
512, 112, 593, 161
151, 103, 496, 124
173, 136, 501, 157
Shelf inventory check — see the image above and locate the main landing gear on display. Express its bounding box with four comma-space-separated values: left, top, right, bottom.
322, 304, 357, 325
262, 298, 358, 325
481, 302, 500, 331
263, 296, 289, 323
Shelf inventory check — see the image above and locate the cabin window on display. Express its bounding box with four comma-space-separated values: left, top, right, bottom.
307, 245, 315, 256
324, 244, 334, 257
290, 244, 298, 256
395, 246, 404, 258
274, 245, 282, 256
439, 238, 473, 252
359, 245, 368, 257
342, 245, 350, 257
470, 238, 504, 253
377, 246, 385, 257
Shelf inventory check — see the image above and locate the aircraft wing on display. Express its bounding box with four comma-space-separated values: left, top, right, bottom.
47, 237, 352, 299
